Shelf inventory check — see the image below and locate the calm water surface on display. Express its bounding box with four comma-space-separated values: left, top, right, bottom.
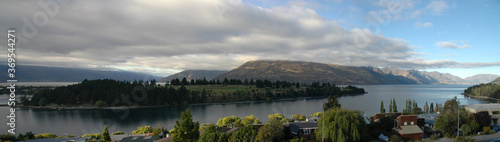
0, 84, 493, 135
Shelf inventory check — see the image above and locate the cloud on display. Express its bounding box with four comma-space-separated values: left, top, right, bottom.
435, 41, 471, 49
414, 22, 433, 28
0, 0, 495, 77
426, 0, 449, 14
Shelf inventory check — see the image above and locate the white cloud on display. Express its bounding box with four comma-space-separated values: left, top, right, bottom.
0, 0, 496, 77
435, 41, 471, 49
426, 0, 449, 14
414, 22, 433, 28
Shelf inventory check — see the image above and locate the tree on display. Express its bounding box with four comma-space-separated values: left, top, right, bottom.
424, 101, 429, 113
392, 98, 398, 112
268, 113, 289, 125
380, 100, 385, 113
102, 126, 111, 142
132, 126, 153, 134
316, 108, 367, 142
389, 99, 393, 113
255, 124, 284, 142
292, 114, 306, 121
217, 116, 242, 128
460, 124, 472, 136
430, 103, 434, 113
228, 127, 256, 142
323, 95, 341, 111
173, 108, 200, 142
241, 115, 260, 127
434, 97, 472, 137
311, 112, 322, 116
39, 97, 48, 106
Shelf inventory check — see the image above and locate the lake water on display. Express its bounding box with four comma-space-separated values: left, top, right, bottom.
0, 85, 494, 135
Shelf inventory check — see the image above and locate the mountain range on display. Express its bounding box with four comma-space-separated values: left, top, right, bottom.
165, 60, 497, 85
0, 65, 162, 82
160, 70, 228, 82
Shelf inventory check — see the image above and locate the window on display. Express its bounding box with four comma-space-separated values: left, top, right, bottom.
302, 129, 311, 135
404, 122, 407, 125
493, 111, 500, 115
411, 121, 414, 125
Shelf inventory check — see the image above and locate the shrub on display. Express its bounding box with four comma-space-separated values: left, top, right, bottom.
35, 133, 57, 139
94, 100, 106, 108
453, 136, 476, 142
430, 135, 438, 140
112, 131, 125, 135
488, 129, 496, 134
390, 135, 404, 142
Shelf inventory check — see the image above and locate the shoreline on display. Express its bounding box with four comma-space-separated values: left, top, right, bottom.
463, 93, 500, 102
5, 95, 343, 110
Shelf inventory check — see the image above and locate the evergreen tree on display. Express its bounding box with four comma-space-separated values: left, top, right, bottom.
102, 126, 111, 142
430, 103, 434, 113
389, 99, 393, 113
173, 108, 200, 142
323, 95, 341, 111
380, 101, 385, 113
392, 98, 398, 112
424, 101, 429, 113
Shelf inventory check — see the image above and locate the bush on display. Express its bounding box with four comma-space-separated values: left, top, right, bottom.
112, 131, 125, 135
453, 136, 476, 142
81, 133, 102, 139
488, 129, 496, 134
35, 133, 57, 139
94, 100, 106, 108
430, 135, 438, 140
0, 134, 16, 142
390, 135, 404, 142
132, 126, 153, 134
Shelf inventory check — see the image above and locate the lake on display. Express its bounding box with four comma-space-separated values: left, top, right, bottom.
0, 84, 494, 135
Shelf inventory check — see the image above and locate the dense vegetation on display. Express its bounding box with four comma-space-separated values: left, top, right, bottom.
434, 97, 482, 137
26, 78, 365, 107
463, 82, 500, 99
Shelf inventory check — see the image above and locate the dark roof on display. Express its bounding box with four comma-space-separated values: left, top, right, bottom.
23, 137, 88, 142
289, 122, 318, 134
121, 136, 159, 142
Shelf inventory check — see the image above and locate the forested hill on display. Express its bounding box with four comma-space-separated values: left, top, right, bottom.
26, 79, 365, 107
214, 60, 467, 85
463, 77, 500, 99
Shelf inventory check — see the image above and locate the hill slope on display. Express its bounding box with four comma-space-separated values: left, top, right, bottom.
160, 70, 228, 82
214, 60, 466, 85
464, 74, 500, 85
0, 65, 161, 82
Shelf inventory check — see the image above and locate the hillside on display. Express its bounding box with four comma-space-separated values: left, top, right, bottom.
160, 70, 228, 82
464, 74, 500, 85
463, 77, 500, 99
214, 60, 466, 85
0, 65, 161, 82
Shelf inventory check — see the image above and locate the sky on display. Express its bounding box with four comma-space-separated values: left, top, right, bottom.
0, 0, 499, 78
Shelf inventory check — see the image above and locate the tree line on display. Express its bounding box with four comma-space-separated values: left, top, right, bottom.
25, 79, 365, 107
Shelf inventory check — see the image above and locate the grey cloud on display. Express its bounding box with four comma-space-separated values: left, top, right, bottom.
0, 0, 497, 75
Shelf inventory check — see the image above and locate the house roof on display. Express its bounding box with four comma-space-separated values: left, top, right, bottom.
465, 104, 500, 111
289, 122, 318, 134
121, 136, 159, 142
393, 125, 423, 135
23, 137, 88, 142
110, 134, 128, 142
418, 113, 439, 125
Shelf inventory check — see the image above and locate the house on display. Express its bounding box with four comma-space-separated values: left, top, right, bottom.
121, 136, 159, 142
417, 113, 439, 128
289, 122, 318, 138
23, 137, 89, 142
306, 116, 319, 122
392, 115, 424, 141
465, 104, 500, 125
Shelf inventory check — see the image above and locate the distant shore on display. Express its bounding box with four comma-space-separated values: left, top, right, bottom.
6, 95, 354, 110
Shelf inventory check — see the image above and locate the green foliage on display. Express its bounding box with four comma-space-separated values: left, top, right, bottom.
468, 120, 480, 134
112, 131, 125, 135
228, 127, 257, 142
464, 82, 500, 99
323, 95, 341, 111
0, 134, 16, 142
392, 98, 398, 112
94, 100, 106, 108
435, 97, 474, 137
402, 99, 422, 115
316, 108, 367, 142
35, 133, 57, 139
380, 100, 385, 113
453, 136, 476, 142
39, 97, 48, 106
16, 131, 36, 141
390, 135, 404, 142
81, 133, 102, 140
292, 114, 306, 121
255, 124, 285, 142
172, 108, 200, 142
424, 101, 429, 113
310, 112, 322, 116
217, 116, 242, 128
241, 115, 261, 126
153, 125, 168, 135
460, 124, 471, 136
132, 126, 153, 134
268, 113, 289, 125
102, 126, 111, 142
198, 125, 230, 142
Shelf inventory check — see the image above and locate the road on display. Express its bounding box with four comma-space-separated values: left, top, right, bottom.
437, 132, 500, 142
